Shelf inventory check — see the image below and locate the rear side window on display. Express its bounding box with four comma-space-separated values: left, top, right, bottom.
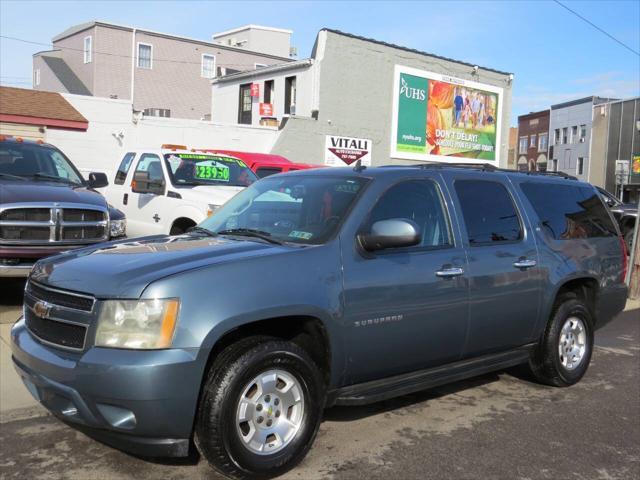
367, 179, 452, 248
520, 182, 617, 239
455, 180, 522, 245
114, 152, 135, 185
256, 167, 283, 178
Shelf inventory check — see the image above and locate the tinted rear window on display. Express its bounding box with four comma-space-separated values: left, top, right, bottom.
256, 167, 283, 178
455, 180, 522, 245
520, 182, 617, 239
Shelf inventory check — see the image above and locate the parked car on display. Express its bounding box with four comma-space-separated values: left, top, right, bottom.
12, 164, 627, 478
596, 186, 637, 250
205, 149, 321, 178
102, 145, 258, 238
0, 136, 126, 277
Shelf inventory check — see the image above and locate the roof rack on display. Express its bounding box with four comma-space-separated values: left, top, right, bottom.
380, 162, 578, 180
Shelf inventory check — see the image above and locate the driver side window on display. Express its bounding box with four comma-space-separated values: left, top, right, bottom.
368, 179, 452, 249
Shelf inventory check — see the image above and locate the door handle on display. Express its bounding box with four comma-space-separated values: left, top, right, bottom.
513, 259, 537, 269
435, 267, 464, 278
123, 193, 128, 205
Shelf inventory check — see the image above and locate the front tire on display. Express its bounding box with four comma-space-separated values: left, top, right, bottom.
195, 338, 325, 479
529, 293, 594, 387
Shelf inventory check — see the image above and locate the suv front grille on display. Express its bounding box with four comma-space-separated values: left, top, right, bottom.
27, 281, 95, 312
0, 205, 108, 245
25, 313, 86, 350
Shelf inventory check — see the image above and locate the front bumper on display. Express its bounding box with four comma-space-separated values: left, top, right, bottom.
10, 318, 204, 457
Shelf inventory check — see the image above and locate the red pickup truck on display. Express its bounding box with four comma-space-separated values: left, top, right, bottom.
202, 150, 322, 178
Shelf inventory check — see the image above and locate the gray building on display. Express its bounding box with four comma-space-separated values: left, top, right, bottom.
212, 29, 514, 168
590, 97, 640, 202
33, 21, 294, 120
548, 96, 614, 181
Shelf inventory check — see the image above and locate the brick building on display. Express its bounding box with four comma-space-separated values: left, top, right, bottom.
516, 110, 549, 171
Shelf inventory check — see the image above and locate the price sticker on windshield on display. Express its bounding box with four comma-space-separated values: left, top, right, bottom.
195, 163, 230, 181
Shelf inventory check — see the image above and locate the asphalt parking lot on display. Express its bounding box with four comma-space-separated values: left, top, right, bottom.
1, 279, 639, 480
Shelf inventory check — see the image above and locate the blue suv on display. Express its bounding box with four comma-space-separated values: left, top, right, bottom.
11, 164, 628, 478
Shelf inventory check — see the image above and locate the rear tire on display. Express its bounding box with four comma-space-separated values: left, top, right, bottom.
529, 292, 594, 387
195, 338, 325, 479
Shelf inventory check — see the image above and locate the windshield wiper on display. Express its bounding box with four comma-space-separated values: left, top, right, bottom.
0, 172, 27, 181
218, 228, 284, 245
29, 173, 81, 185
186, 226, 218, 237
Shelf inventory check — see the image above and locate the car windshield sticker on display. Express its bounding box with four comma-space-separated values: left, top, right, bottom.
289, 230, 313, 240
172, 154, 247, 168
195, 161, 230, 181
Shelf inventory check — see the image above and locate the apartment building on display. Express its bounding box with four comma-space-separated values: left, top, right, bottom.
590, 96, 640, 202
517, 110, 549, 172
548, 96, 613, 180
33, 21, 294, 120
212, 29, 514, 167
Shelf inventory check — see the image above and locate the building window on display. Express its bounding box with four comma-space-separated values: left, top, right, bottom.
137, 43, 153, 69
579, 124, 587, 142
538, 132, 548, 152
254, 63, 268, 69
84, 36, 92, 63
530, 134, 536, 148
571, 126, 578, 143
264, 79, 274, 104
551, 159, 558, 171
201, 54, 215, 78
34, 68, 40, 86
284, 76, 296, 115
562, 127, 568, 144
519, 136, 528, 154
554, 129, 560, 144
143, 108, 170, 117
577, 157, 584, 175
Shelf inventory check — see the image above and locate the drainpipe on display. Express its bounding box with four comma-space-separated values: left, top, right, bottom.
130, 28, 136, 105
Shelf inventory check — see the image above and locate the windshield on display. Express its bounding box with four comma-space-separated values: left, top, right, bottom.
199, 175, 369, 245
164, 153, 258, 187
0, 143, 83, 184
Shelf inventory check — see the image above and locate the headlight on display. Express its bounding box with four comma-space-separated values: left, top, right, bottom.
207, 204, 220, 217
110, 218, 127, 237
95, 299, 179, 349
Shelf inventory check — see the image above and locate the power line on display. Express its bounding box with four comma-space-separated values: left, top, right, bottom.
0, 34, 289, 68
553, 0, 639, 57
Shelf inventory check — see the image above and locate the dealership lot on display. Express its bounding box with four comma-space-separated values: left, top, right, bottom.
1, 283, 638, 480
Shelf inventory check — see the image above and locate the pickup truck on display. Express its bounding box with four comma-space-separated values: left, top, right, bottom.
0, 136, 126, 277
11, 163, 627, 478
102, 145, 258, 237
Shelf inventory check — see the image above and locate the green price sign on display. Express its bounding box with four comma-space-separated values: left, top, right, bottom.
195, 164, 230, 181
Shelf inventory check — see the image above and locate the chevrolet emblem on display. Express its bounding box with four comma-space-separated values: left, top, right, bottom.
33, 301, 51, 319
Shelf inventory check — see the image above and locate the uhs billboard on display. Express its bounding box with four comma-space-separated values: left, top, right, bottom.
391, 65, 503, 165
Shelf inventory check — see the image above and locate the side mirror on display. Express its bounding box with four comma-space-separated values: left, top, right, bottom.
132, 171, 165, 195
87, 172, 109, 188
359, 218, 421, 252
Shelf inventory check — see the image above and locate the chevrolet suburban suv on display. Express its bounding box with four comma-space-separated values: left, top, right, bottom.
11, 164, 628, 478
0, 136, 126, 277
102, 146, 257, 238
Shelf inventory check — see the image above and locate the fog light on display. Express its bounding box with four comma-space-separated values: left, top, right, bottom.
96, 404, 137, 429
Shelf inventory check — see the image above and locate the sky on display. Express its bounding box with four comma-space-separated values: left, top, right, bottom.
1, 0, 639, 126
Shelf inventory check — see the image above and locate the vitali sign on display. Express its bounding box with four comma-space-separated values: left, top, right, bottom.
390, 65, 503, 165
325, 135, 372, 166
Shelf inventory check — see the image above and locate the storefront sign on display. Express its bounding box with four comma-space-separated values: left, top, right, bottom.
632, 155, 640, 176
259, 103, 273, 116
250, 83, 260, 97
325, 135, 372, 166
391, 65, 503, 165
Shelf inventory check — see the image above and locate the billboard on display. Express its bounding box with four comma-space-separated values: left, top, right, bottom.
390, 65, 503, 165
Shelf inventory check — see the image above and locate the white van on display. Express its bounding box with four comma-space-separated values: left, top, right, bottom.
103, 145, 258, 238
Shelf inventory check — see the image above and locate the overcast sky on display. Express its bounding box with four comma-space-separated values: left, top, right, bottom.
1, 0, 638, 125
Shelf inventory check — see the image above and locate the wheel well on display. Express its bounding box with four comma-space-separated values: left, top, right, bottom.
170, 217, 196, 234
555, 278, 598, 318
204, 316, 331, 385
